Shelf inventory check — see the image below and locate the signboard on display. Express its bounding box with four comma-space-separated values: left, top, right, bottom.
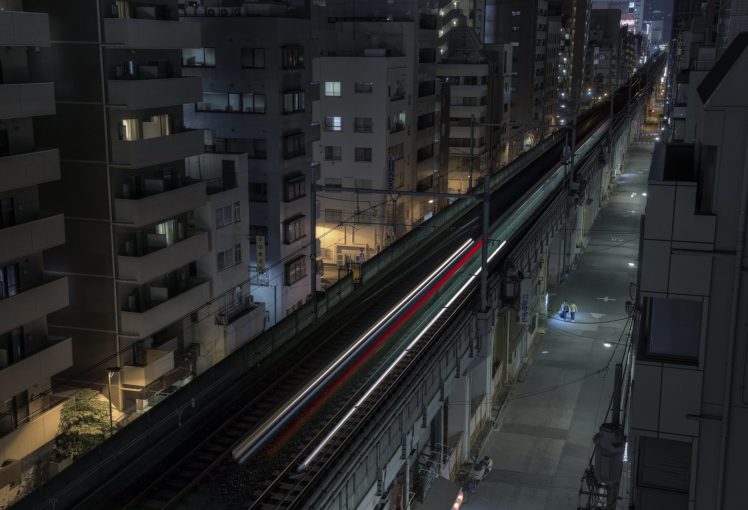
256, 236, 266, 274
387, 157, 395, 191
518, 278, 532, 325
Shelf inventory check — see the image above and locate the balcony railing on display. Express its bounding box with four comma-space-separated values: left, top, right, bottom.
118, 230, 209, 283
0, 213, 66, 265
103, 18, 201, 49
110, 129, 204, 168
0, 278, 69, 334
108, 76, 202, 109
0, 11, 50, 47
0, 336, 72, 402
0, 82, 55, 120
114, 180, 206, 227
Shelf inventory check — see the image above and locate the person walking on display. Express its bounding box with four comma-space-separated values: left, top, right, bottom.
560, 300, 569, 321
570, 302, 577, 322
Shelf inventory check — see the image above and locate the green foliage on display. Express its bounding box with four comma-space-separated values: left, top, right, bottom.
54, 389, 112, 460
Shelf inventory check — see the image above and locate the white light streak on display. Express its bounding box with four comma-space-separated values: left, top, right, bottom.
299, 240, 506, 470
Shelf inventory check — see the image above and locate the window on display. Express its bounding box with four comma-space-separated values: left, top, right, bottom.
639, 297, 702, 363
249, 225, 268, 244
285, 256, 306, 285
511, 10, 521, 15
242, 93, 266, 113
324, 146, 342, 161
283, 215, 306, 244
636, 437, 691, 508
324, 177, 342, 188
354, 117, 373, 133
354, 178, 372, 189
418, 80, 436, 97
420, 13, 437, 30
388, 143, 404, 160
417, 112, 434, 130
282, 45, 304, 69
324, 116, 343, 132
418, 48, 436, 63
283, 133, 305, 159
389, 79, 406, 100
249, 182, 268, 202
248, 139, 267, 159
354, 81, 374, 93
417, 175, 434, 192
325, 208, 343, 223
417, 143, 434, 163
0, 264, 19, 300
217, 244, 242, 271
241, 48, 265, 68
282, 90, 305, 114
216, 201, 240, 228
324, 81, 341, 97
284, 173, 306, 202
354, 147, 372, 162
389, 112, 406, 133
182, 47, 215, 67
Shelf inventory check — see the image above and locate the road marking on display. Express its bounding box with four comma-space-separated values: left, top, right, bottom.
590, 313, 606, 319
596, 296, 616, 302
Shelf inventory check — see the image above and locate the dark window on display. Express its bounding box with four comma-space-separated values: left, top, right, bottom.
282, 45, 304, 69
0, 264, 20, 300
417, 175, 434, 192
354, 147, 372, 162
324, 146, 342, 161
249, 182, 267, 202
388, 143, 404, 160
418, 80, 436, 97
241, 48, 265, 68
417, 112, 435, 130
416, 143, 434, 163
636, 437, 691, 508
354, 81, 374, 93
419, 13, 437, 30
354, 117, 373, 133
285, 256, 306, 285
389, 112, 406, 133
325, 208, 342, 223
282, 90, 305, 114
418, 48, 436, 63
242, 93, 266, 113
283, 133, 305, 159
284, 173, 306, 202
283, 214, 306, 244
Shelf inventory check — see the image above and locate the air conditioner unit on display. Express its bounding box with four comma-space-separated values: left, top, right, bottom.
233, 7, 241, 16
219, 8, 229, 16
206, 7, 216, 16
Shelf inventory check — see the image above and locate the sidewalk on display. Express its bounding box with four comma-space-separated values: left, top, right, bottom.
465, 139, 655, 509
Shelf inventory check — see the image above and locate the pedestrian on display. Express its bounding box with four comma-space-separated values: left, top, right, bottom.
570, 302, 577, 322
560, 300, 568, 321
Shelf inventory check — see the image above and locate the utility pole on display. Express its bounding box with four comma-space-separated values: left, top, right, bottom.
310, 164, 318, 318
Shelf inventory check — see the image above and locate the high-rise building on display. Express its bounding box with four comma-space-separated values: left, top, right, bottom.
180, 3, 313, 326
591, 0, 645, 33
628, 32, 748, 510
0, 3, 72, 481
584, 9, 623, 106
486, 0, 550, 152
26, 0, 248, 414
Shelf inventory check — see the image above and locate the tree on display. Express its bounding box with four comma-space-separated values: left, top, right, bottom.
54, 389, 112, 460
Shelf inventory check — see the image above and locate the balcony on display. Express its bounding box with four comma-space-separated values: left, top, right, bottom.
108, 76, 202, 109
0, 83, 55, 120
0, 149, 60, 193
110, 129, 204, 168
0, 337, 72, 402
115, 180, 206, 227
0, 11, 50, 47
0, 394, 67, 463
222, 301, 267, 354
104, 18, 201, 49
120, 279, 210, 338
121, 349, 174, 389
118, 230, 209, 283
0, 277, 69, 334
0, 214, 65, 266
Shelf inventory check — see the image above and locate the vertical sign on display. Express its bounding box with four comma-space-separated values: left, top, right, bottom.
387, 157, 395, 191
256, 236, 266, 274
518, 278, 532, 325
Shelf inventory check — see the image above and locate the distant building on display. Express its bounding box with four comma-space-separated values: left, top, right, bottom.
591, 0, 645, 33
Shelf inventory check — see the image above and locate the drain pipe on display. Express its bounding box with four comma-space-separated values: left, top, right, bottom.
716, 140, 748, 509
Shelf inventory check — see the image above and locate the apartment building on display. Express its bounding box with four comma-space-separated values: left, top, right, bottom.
486, 0, 549, 153
544, 14, 561, 131
591, 0, 645, 33
628, 33, 748, 509
312, 5, 442, 269
438, 0, 488, 44
0, 2, 71, 484
180, 4, 313, 324
437, 24, 512, 191
584, 9, 622, 105
23, 0, 216, 414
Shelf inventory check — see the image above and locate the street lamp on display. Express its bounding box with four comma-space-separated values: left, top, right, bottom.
106, 366, 121, 433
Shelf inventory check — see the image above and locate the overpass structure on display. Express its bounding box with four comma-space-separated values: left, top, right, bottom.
14, 55, 666, 510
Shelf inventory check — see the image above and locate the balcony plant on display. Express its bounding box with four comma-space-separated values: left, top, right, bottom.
53, 389, 112, 462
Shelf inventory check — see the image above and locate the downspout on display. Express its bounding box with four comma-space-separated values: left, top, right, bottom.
716, 138, 748, 509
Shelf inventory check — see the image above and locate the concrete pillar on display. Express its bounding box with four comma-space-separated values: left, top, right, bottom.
447, 375, 471, 461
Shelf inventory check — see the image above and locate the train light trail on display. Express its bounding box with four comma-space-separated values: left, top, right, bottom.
232, 238, 475, 463
298, 240, 506, 471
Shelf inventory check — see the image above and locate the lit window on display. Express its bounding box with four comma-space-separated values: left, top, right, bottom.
324, 116, 342, 132
324, 81, 341, 96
